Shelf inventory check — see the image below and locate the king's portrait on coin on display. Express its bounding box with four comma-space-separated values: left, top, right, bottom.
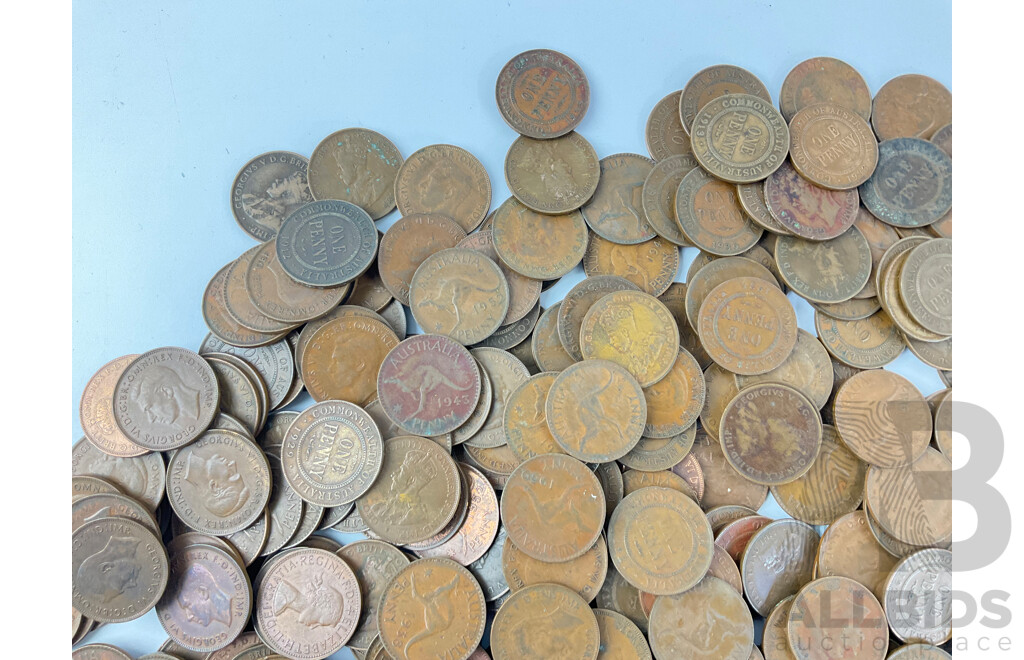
184, 451, 250, 518
332, 141, 389, 209
242, 171, 312, 227
76, 536, 141, 600
135, 365, 201, 426
178, 562, 233, 627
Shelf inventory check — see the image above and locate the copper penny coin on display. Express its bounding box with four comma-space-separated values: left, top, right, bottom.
646, 90, 691, 161
675, 167, 763, 255
930, 123, 952, 157
376, 557, 486, 660
787, 576, 888, 660
72, 474, 121, 501
736, 329, 833, 409
877, 241, 945, 342
764, 161, 859, 241
811, 296, 881, 321
246, 240, 349, 323
691, 93, 789, 184
504, 132, 600, 214
699, 363, 739, 441
307, 128, 403, 219
779, 57, 872, 122
581, 154, 657, 244
491, 583, 600, 660
871, 74, 952, 141
774, 226, 872, 303
466, 347, 531, 449
740, 519, 819, 616
705, 505, 758, 534
816, 510, 898, 604
770, 424, 866, 524
641, 348, 705, 438
558, 275, 641, 361
788, 103, 878, 190
532, 303, 577, 371
231, 151, 312, 242
597, 565, 648, 633
503, 372, 564, 461
852, 206, 901, 299
501, 454, 605, 562
698, 276, 798, 376
715, 515, 773, 561
864, 447, 951, 547
546, 359, 646, 462
737, 182, 791, 235
71, 491, 159, 535
619, 430, 695, 473
394, 144, 491, 232
492, 196, 589, 279
113, 347, 219, 451
337, 539, 411, 650
73, 645, 135, 660
679, 64, 772, 133
226, 508, 270, 566
582, 233, 680, 297
649, 576, 754, 660
378, 213, 467, 305
204, 354, 263, 436
260, 452, 305, 556
72, 517, 169, 623
255, 548, 361, 658
495, 49, 589, 139
705, 543, 742, 595
451, 358, 492, 445
295, 305, 388, 368
642, 153, 700, 246
463, 442, 521, 490
814, 309, 905, 369
377, 334, 482, 436
276, 199, 378, 287
883, 548, 953, 645
833, 369, 932, 467
670, 452, 706, 503
887, 645, 952, 660
502, 534, 608, 602
659, 283, 713, 367
859, 138, 952, 228
80, 354, 147, 458
621, 469, 697, 501
166, 428, 272, 534
457, 229, 542, 326
203, 264, 288, 348
692, 427, 768, 511
71, 437, 165, 510
302, 316, 399, 405
762, 596, 797, 660
899, 238, 952, 335
683, 254, 779, 332
203, 631, 265, 660
593, 608, 653, 660
156, 543, 251, 652
416, 463, 501, 565
199, 334, 294, 410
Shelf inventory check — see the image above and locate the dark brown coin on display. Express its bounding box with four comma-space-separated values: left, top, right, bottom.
492, 197, 589, 280
113, 347, 219, 451
582, 234, 680, 297
307, 128, 403, 219
532, 303, 577, 371
670, 453, 706, 503
779, 57, 872, 122
558, 275, 640, 361
679, 64, 772, 133
859, 138, 952, 228
71, 437, 165, 510
675, 167, 763, 255
394, 144, 491, 232
72, 517, 169, 623
833, 369, 931, 467
276, 199, 378, 287
649, 576, 754, 660
816, 510, 897, 604
788, 576, 889, 660
505, 132, 600, 214
502, 534, 608, 602
883, 548, 953, 645
458, 230, 542, 326
871, 74, 952, 141
770, 424, 866, 524
774, 226, 872, 303
377, 334, 482, 436
646, 90, 691, 161
788, 103, 879, 190
691, 93, 789, 184
231, 151, 312, 242
80, 354, 147, 458
864, 448, 951, 547
495, 49, 589, 139
581, 154, 657, 244
337, 539, 411, 650
203, 264, 288, 348
642, 153, 699, 246
379, 213, 467, 305
740, 519, 818, 616
814, 309, 905, 369
765, 161, 859, 241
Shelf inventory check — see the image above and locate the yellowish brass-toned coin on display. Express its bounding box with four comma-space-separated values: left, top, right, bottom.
641, 348, 705, 438
492, 197, 589, 280
675, 167, 763, 255
394, 144, 491, 233
581, 154, 657, 244
505, 132, 600, 214
301, 316, 399, 405
582, 234, 680, 297
691, 93, 789, 184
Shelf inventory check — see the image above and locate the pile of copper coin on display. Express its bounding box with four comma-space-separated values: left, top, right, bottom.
73, 49, 953, 660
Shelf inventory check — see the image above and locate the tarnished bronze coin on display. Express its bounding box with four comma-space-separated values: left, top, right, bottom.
581, 154, 657, 244
695, 428, 768, 511
337, 539, 411, 650
199, 334, 294, 410
593, 608, 653, 660
203, 631, 264, 660
503, 534, 608, 601
658, 283, 713, 368
641, 348, 705, 438
72, 474, 121, 502
495, 49, 590, 139
883, 548, 953, 645
700, 363, 739, 442
256, 548, 361, 658
740, 519, 818, 616
501, 454, 605, 562
582, 234, 680, 297
156, 543, 251, 652
72, 517, 169, 623
492, 197, 589, 279
788, 103, 878, 190
246, 240, 349, 323
532, 303, 577, 371
113, 347, 219, 451
865, 447, 951, 547
559, 275, 641, 361
502, 372, 562, 460
646, 90, 692, 161
780, 57, 872, 122
834, 370, 931, 467
706, 505, 758, 534
80, 354, 147, 458
649, 576, 754, 660
698, 276, 798, 376
675, 166, 763, 255
736, 329, 833, 409
546, 359, 646, 462
203, 354, 263, 436
871, 74, 952, 141
679, 64, 772, 133
621, 468, 697, 501
463, 442, 521, 490
608, 486, 712, 595
684, 254, 779, 331
762, 596, 796, 660
580, 290, 679, 387
378, 213, 467, 305
377, 334, 482, 436
816, 510, 897, 603
71, 437, 165, 510
167, 428, 271, 534
231, 151, 312, 242
765, 161, 859, 241
737, 181, 791, 235
492, 583, 600, 660
877, 239, 946, 342
811, 296, 881, 321
771, 424, 865, 524
302, 316, 398, 405
641, 153, 699, 246
691, 93, 789, 183
597, 565, 648, 633
931, 123, 952, 157
775, 226, 872, 303
704, 543, 742, 595
203, 264, 288, 348
860, 138, 952, 228
618, 431, 694, 473
814, 309, 905, 369
416, 463, 500, 565
395, 144, 491, 232
348, 263, 393, 311
899, 238, 951, 335
73, 644, 134, 660
308, 128, 403, 219
226, 508, 270, 566
788, 576, 888, 660
276, 199, 378, 287
670, 452, 706, 502
852, 206, 900, 299
457, 229, 542, 326
505, 132, 600, 214
716, 514, 773, 562
465, 347, 530, 448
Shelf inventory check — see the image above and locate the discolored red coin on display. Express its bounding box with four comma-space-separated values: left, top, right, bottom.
765, 161, 860, 240
740, 519, 819, 616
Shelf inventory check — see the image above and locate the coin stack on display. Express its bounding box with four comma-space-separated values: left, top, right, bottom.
73, 50, 953, 660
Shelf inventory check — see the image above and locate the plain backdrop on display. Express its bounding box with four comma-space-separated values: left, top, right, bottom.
73, 1, 952, 656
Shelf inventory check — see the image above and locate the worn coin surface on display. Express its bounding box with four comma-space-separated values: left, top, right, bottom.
199, 335, 294, 410
582, 234, 679, 297
649, 576, 754, 660
491, 583, 600, 660
597, 565, 648, 633
80, 354, 147, 457
740, 519, 818, 616
621, 468, 696, 501
501, 454, 605, 562
378, 213, 467, 305
859, 138, 952, 227
787, 576, 888, 660
779, 57, 872, 122
495, 48, 590, 139
505, 132, 600, 214
765, 161, 859, 240
72, 491, 159, 536
72, 517, 169, 623
532, 303, 577, 371
642, 153, 699, 245
231, 151, 312, 241
457, 229, 542, 326
502, 372, 563, 460
641, 346, 705, 438
71, 437, 165, 510
502, 534, 608, 601
899, 238, 951, 335
307, 128, 403, 219
113, 347, 219, 451
675, 167, 763, 255
699, 363, 740, 441
593, 607, 653, 660
871, 74, 952, 141
679, 64, 772, 133
788, 103, 878, 189
72, 474, 121, 501
203, 264, 288, 348
694, 428, 768, 512
865, 447, 951, 547
618, 430, 694, 473
684, 255, 779, 331
256, 548, 361, 659
884, 548, 953, 645
581, 154, 657, 244
735, 329, 832, 409
245, 240, 349, 324
646, 90, 691, 161
492, 197, 589, 279
775, 226, 872, 303
416, 463, 501, 565
276, 199, 378, 287
852, 206, 901, 299
395, 144, 491, 232
336, 539, 411, 650
691, 93, 789, 183
770, 424, 865, 524
559, 275, 641, 360
204, 354, 263, 435
814, 309, 905, 369
579, 291, 679, 387
834, 369, 931, 467
816, 510, 897, 604
737, 182, 791, 235
302, 316, 398, 405
761, 596, 797, 660
466, 347, 531, 449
